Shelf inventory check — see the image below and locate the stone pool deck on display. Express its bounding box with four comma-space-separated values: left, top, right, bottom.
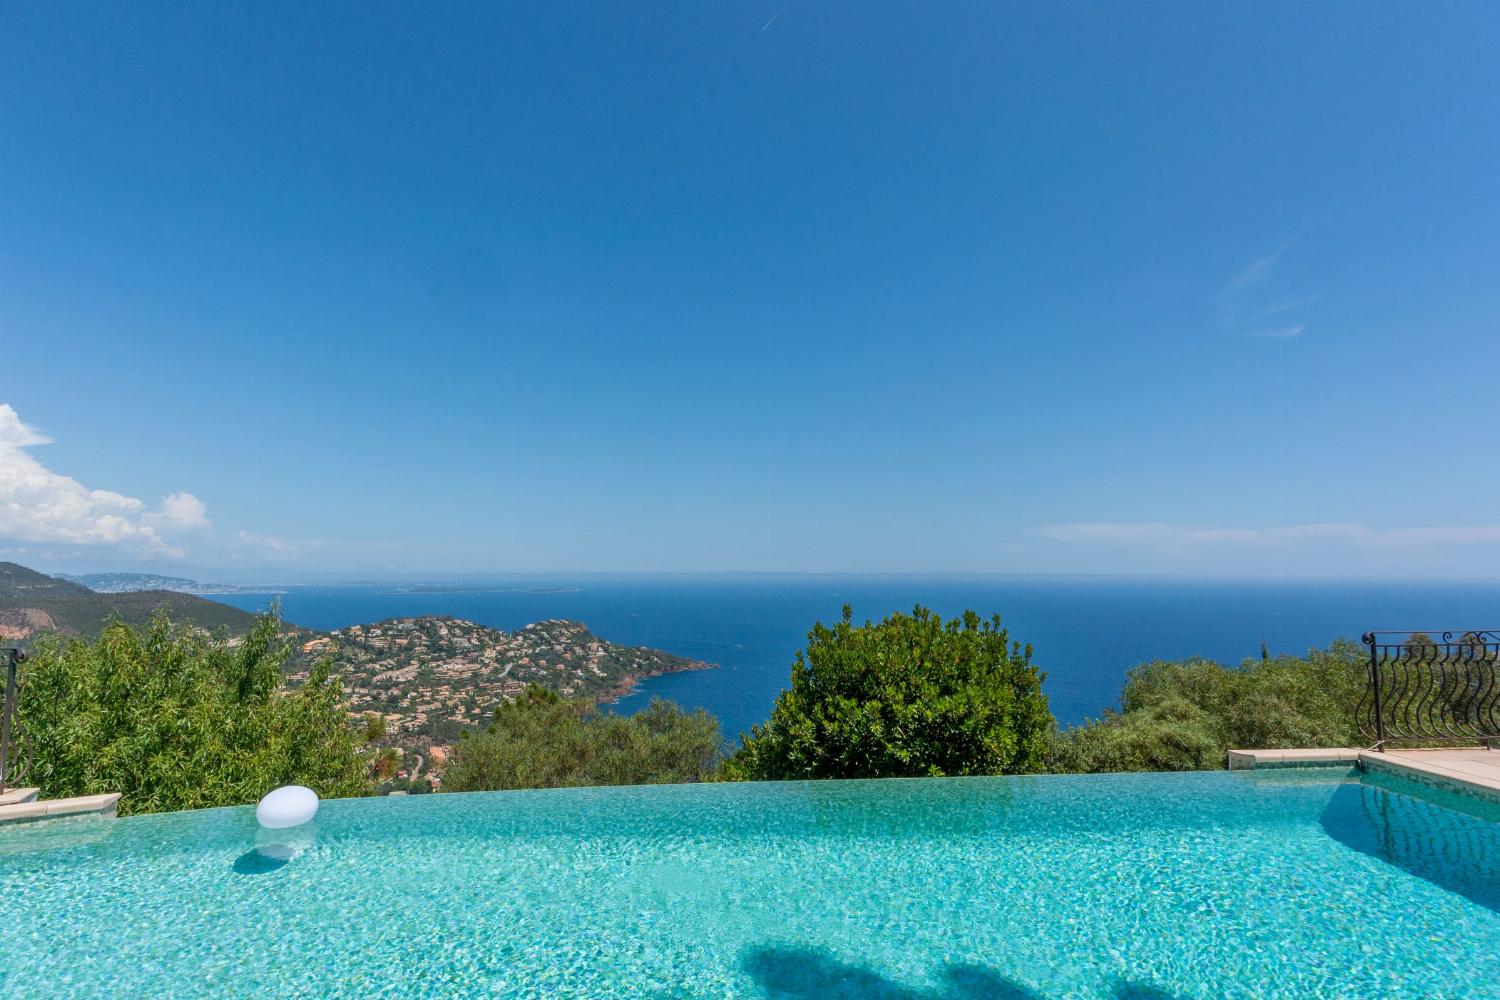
1230, 746, 1500, 804
0, 788, 121, 825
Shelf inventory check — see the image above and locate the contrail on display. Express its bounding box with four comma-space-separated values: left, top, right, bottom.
761, 4, 786, 31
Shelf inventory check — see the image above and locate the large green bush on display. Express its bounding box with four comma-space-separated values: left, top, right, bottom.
1049, 639, 1367, 773
725, 606, 1053, 781
17, 611, 369, 814
442, 685, 722, 791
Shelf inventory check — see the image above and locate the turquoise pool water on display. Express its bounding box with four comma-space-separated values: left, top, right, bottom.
3, 769, 1499, 998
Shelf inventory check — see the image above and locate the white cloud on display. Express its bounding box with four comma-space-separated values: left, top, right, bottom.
0, 404, 52, 448
1378, 526, 1500, 545
0, 404, 208, 558
1041, 521, 1500, 550
1218, 243, 1315, 339
1220, 244, 1288, 294
1248, 324, 1304, 339
237, 530, 295, 560
156, 491, 210, 529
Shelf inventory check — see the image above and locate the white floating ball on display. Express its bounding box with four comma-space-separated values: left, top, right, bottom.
256, 785, 319, 829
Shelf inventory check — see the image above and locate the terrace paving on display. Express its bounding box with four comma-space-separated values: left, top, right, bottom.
1230, 745, 1500, 804
0, 786, 39, 806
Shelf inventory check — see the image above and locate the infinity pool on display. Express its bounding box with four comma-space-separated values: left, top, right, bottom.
3, 768, 1499, 998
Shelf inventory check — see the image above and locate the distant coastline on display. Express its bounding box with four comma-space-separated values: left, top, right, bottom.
379, 585, 583, 595
56, 571, 284, 597
597, 657, 719, 707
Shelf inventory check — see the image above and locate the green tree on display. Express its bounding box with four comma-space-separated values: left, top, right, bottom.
725, 606, 1053, 781
361, 712, 388, 742
371, 746, 402, 782
1456, 632, 1493, 661
442, 685, 721, 791
17, 610, 369, 815
1048, 639, 1368, 773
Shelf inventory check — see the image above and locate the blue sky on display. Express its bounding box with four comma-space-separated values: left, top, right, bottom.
3, 2, 1499, 579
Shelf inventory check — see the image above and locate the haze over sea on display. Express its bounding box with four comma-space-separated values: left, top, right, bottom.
217, 577, 1500, 741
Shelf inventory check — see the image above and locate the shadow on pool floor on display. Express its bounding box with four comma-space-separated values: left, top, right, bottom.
231, 849, 289, 875
1319, 780, 1500, 912
742, 945, 1175, 1000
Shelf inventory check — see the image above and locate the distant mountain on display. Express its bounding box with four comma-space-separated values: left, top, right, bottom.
0, 562, 260, 643
55, 571, 255, 595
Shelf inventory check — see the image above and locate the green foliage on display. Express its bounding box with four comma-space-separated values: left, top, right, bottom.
18, 610, 370, 815
360, 712, 388, 743
1049, 639, 1367, 773
725, 606, 1053, 781
442, 685, 722, 791
371, 746, 402, 782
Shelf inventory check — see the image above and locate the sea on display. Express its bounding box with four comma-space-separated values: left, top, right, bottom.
214, 576, 1500, 741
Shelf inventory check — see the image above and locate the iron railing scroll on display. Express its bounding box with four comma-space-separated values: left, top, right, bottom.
1360, 631, 1500, 751
0, 646, 26, 793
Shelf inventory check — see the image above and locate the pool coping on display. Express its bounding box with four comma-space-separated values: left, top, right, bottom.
0, 793, 121, 826
1228, 748, 1361, 769
1230, 747, 1500, 807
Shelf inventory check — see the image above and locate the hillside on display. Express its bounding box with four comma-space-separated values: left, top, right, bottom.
0, 562, 260, 642
294, 615, 715, 758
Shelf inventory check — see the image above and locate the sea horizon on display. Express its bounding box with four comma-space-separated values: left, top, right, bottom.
112, 569, 1500, 586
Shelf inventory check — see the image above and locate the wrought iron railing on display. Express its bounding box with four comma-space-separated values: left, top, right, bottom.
1360, 630, 1500, 750
0, 646, 27, 793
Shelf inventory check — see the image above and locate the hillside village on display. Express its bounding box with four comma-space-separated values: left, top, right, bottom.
292, 616, 712, 785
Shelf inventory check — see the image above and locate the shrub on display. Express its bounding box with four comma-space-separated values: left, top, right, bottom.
442, 685, 722, 791
1048, 639, 1367, 773
725, 606, 1053, 781
17, 610, 369, 815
